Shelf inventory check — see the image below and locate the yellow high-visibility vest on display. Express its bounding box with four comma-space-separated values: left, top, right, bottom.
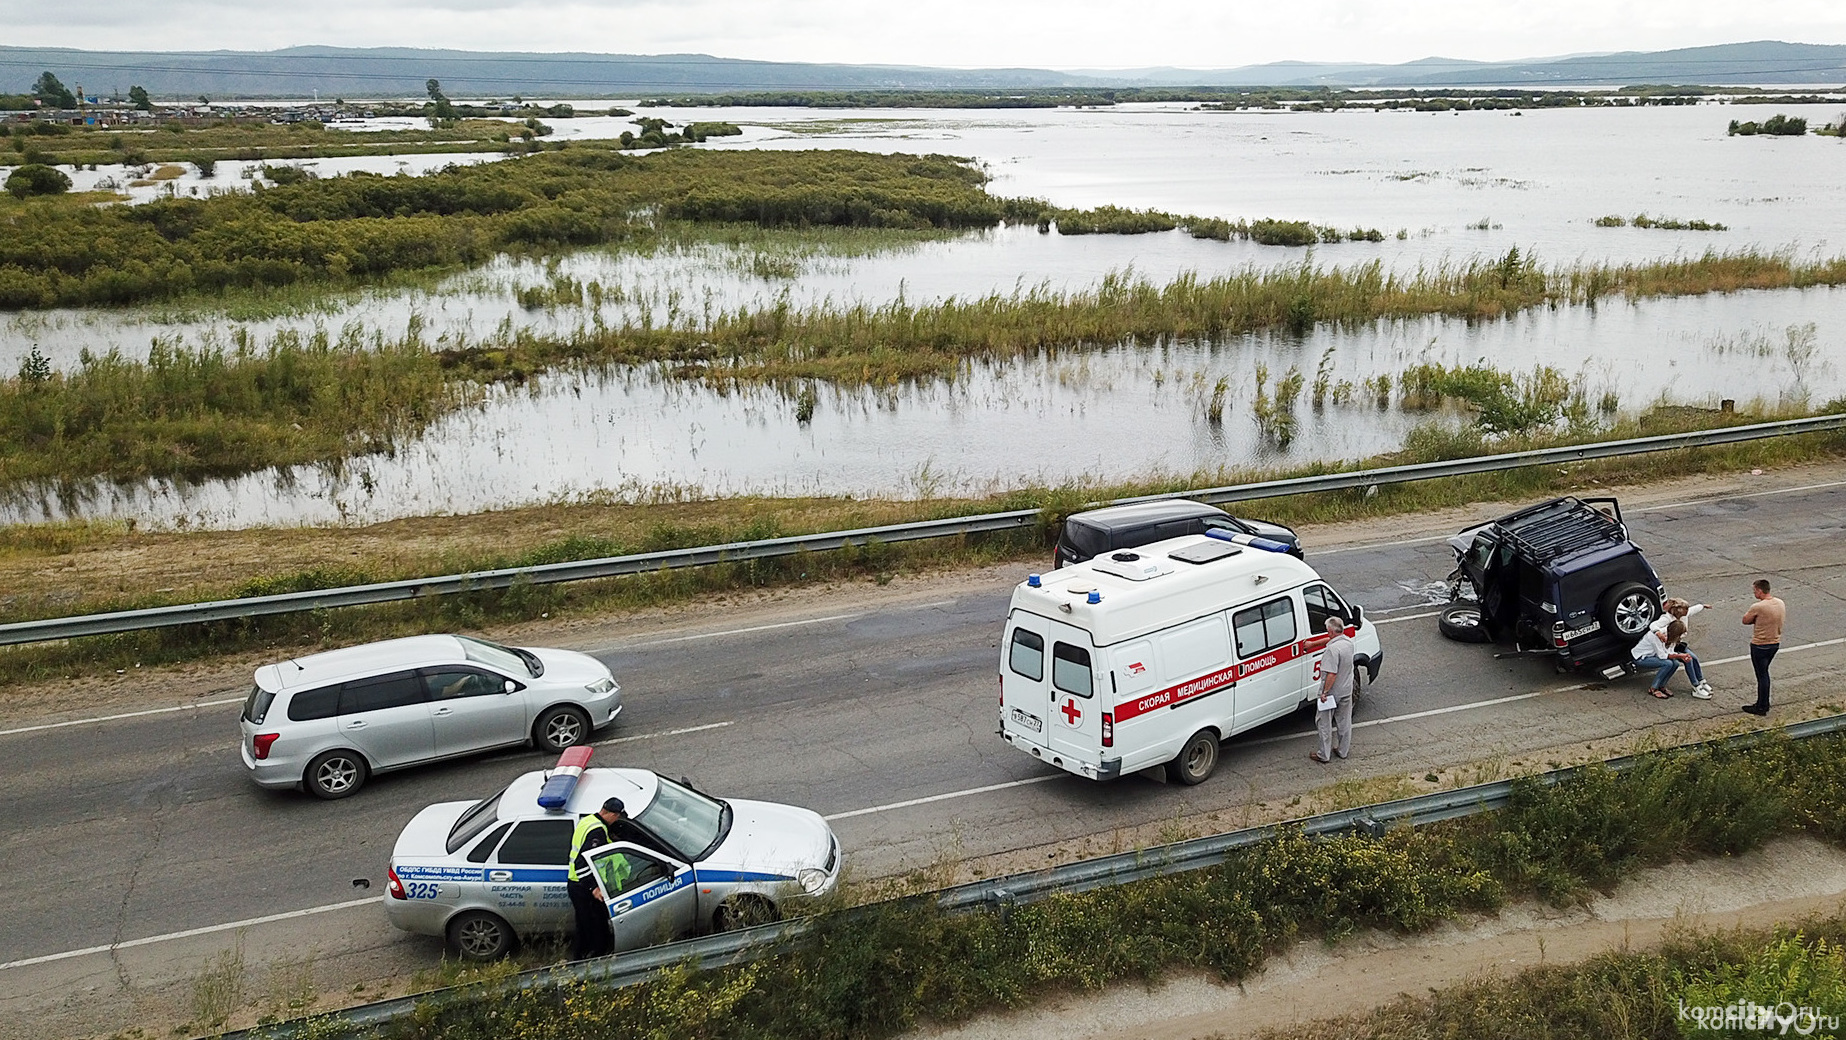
567, 813, 610, 882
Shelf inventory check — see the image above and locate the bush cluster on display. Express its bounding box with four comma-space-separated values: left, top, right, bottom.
0, 149, 1014, 308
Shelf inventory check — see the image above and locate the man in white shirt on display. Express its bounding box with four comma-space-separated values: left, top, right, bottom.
1311, 616, 1355, 763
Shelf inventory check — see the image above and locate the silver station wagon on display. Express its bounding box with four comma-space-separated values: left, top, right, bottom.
239, 634, 622, 798
386, 752, 842, 959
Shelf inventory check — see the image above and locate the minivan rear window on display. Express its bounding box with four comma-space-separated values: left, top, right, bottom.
1052, 642, 1094, 698
242, 684, 276, 725
1009, 629, 1045, 681
1059, 520, 1110, 561
286, 686, 339, 722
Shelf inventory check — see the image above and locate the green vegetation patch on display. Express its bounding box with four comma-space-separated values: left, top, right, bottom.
0, 149, 1025, 309
261, 731, 1846, 1040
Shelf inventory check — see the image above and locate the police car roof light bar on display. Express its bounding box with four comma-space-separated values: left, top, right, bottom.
536, 745, 594, 811
1204, 528, 1292, 554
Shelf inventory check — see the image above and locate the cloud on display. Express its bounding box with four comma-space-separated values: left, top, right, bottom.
2, 0, 1844, 68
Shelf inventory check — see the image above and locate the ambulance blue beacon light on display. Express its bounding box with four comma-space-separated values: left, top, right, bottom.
1027, 574, 1042, 587
1205, 529, 1293, 554
536, 745, 594, 810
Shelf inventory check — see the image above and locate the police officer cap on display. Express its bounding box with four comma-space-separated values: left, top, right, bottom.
601, 797, 626, 815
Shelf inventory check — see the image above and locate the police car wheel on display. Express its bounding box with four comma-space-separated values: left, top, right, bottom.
1165, 730, 1219, 786
446, 910, 514, 961
534, 706, 592, 754
714, 895, 779, 932
304, 750, 368, 799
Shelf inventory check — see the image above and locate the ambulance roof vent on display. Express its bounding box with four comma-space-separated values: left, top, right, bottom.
1092, 552, 1168, 581
1168, 540, 1243, 565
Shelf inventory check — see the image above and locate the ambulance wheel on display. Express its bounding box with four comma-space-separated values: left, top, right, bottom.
447, 910, 514, 961
714, 895, 779, 931
534, 706, 592, 754
1166, 730, 1220, 786
304, 750, 368, 799
1438, 603, 1492, 643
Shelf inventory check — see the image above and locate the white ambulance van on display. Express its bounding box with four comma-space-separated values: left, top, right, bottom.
999, 530, 1383, 785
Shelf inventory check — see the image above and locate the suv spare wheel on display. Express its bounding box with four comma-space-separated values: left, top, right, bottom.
1598, 581, 1661, 640
1437, 602, 1493, 643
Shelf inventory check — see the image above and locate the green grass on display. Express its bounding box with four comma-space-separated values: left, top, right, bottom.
256, 730, 1846, 1040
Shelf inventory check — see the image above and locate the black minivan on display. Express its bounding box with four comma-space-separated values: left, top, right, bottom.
1054, 500, 1304, 568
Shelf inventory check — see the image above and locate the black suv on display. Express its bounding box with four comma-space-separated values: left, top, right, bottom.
1054, 499, 1303, 568
1438, 496, 1664, 671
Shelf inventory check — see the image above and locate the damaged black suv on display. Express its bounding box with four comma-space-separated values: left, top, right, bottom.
1438, 496, 1665, 671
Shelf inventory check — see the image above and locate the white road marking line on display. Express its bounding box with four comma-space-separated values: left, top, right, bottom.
824, 775, 1061, 821
594, 611, 866, 652
1638, 479, 1846, 514
0, 897, 378, 972
1701, 636, 1845, 667
482, 721, 739, 762
595, 721, 734, 746
0, 697, 245, 738
1373, 610, 1440, 625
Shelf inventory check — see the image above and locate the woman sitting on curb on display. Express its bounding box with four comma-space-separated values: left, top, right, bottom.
1631, 599, 1710, 699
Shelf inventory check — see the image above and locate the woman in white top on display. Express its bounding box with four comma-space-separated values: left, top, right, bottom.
1633, 598, 1710, 699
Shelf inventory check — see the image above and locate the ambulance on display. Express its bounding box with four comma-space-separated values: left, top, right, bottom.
998, 530, 1383, 785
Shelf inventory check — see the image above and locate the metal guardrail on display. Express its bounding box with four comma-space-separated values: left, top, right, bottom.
11, 412, 1845, 649
220, 711, 1846, 1040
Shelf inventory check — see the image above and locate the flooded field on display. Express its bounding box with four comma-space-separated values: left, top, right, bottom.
3, 102, 1843, 528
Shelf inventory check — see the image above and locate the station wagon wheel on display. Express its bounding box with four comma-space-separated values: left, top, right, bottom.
1599, 582, 1661, 639
304, 750, 368, 800
1165, 729, 1219, 786
1437, 603, 1493, 643
714, 895, 779, 932
534, 706, 591, 754
446, 910, 514, 961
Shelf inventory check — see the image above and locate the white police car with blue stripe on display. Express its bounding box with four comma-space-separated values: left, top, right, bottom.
385, 746, 842, 959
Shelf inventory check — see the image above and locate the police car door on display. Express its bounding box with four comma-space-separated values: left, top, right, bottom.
1045, 621, 1104, 762
581, 843, 699, 953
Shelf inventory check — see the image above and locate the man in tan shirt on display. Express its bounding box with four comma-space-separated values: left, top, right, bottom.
1740, 578, 1786, 716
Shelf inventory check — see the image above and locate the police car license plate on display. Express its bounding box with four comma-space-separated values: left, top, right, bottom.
1010, 708, 1043, 733
1561, 621, 1601, 641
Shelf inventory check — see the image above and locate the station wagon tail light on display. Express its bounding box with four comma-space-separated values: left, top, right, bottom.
252, 733, 280, 760
537, 745, 594, 811
386, 867, 406, 900
1101, 713, 1114, 747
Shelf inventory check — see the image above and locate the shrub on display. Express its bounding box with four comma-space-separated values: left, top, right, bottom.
4, 163, 71, 198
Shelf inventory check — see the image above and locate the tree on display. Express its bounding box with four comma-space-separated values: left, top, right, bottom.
129, 85, 152, 111
5, 163, 72, 199
425, 78, 455, 124
32, 71, 75, 109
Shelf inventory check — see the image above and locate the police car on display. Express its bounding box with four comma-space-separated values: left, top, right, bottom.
385, 747, 842, 959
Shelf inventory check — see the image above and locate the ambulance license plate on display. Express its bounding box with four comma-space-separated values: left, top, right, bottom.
1560, 621, 1601, 641
1010, 708, 1043, 733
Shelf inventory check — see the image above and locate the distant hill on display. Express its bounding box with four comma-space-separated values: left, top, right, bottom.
0, 40, 1841, 100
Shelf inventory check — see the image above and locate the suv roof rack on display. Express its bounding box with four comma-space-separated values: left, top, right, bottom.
1493, 497, 1625, 565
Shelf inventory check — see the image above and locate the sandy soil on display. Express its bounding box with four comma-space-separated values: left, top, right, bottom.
904, 836, 1846, 1040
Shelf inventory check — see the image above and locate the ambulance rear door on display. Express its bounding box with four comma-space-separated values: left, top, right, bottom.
1043, 621, 1105, 764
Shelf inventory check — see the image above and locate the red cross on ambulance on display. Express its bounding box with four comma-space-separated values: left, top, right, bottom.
1060, 698, 1082, 726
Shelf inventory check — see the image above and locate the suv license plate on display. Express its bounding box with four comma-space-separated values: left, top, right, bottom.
1010, 708, 1043, 733
1560, 621, 1601, 641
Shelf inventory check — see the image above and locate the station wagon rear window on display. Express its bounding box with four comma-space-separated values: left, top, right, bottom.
286, 686, 339, 722
242, 684, 275, 725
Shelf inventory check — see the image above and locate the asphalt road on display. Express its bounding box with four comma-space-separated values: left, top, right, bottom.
2, 476, 1843, 1036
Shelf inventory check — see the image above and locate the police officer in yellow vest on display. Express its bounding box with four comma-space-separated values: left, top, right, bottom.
567, 797, 627, 960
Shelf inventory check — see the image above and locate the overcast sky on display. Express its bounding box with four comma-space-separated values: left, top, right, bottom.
4, 0, 1843, 69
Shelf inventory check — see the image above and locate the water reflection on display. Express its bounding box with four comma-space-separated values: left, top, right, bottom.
4, 288, 1839, 530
